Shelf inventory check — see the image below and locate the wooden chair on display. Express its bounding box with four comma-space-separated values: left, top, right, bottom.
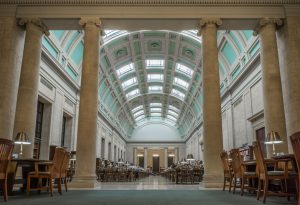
220, 150, 233, 191
0, 139, 14, 202
26, 147, 67, 196
253, 141, 296, 203
290, 131, 300, 205
229, 149, 243, 194
60, 151, 70, 192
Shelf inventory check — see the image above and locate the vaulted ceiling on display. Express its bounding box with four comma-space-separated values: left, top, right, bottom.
42, 29, 259, 140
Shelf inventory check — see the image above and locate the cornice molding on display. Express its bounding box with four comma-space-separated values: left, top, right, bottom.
1, 0, 300, 6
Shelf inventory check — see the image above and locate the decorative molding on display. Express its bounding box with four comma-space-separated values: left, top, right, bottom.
253, 18, 283, 35
79, 17, 104, 35
198, 18, 222, 35
1, 0, 300, 6
19, 17, 49, 35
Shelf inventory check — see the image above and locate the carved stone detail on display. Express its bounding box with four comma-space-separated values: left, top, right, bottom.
198, 18, 222, 36
79, 17, 103, 35
1, 0, 300, 6
253, 18, 283, 36
18, 18, 49, 36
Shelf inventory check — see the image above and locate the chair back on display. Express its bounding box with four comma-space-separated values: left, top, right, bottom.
60, 151, 70, 178
290, 132, 300, 172
253, 141, 267, 176
0, 138, 14, 179
51, 147, 67, 177
229, 149, 243, 177
220, 150, 231, 173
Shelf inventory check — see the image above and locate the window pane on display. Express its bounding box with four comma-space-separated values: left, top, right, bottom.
149, 86, 162, 92
147, 74, 163, 81
122, 77, 137, 89
167, 115, 177, 122
176, 63, 193, 77
126, 89, 139, 99
169, 105, 180, 112
132, 105, 143, 113
135, 115, 145, 121
133, 110, 144, 117
168, 110, 178, 117
150, 108, 162, 112
116, 63, 134, 77
151, 113, 161, 117
172, 89, 185, 100
173, 77, 189, 89
146, 59, 164, 68
150, 103, 162, 107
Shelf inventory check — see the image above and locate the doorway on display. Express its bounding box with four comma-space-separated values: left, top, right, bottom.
152, 156, 160, 173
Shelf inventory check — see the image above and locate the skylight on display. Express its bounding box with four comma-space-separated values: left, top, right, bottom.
149, 86, 163, 92
168, 110, 178, 117
133, 110, 144, 117
132, 105, 143, 113
173, 77, 189, 89
150, 103, 162, 107
176, 63, 194, 77
116, 63, 135, 77
135, 115, 145, 121
150, 108, 162, 113
122, 77, 137, 89
172, 89, 185, 100
167, 115, 177, 122
126, 89, 139, 99
146, 59, 164, 68
147, 74, 163, 81
169, 105, 180, 112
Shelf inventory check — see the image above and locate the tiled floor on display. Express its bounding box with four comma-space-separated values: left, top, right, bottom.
72, 175, 214, 190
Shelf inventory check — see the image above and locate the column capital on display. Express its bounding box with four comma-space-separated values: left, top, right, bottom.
79, 17, 104, 35
19, 18, 49, 36
253, 18, 283, 36
198, 18, 222, 36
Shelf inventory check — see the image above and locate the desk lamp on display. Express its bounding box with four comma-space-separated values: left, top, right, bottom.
14, 132, 31, 157
265, 131, 283, 156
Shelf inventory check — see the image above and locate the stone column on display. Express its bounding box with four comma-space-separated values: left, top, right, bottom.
200, 18, 224, 188
164, 147, 168, 168
174, 147, 178, 163
277, 16, 300, 153
255, 18, 288, 155
71, 17, 101, 188
144, 147, 147, 169
0, 17, 25, 140
133, 147, 137, 165
13, 18, 48, 158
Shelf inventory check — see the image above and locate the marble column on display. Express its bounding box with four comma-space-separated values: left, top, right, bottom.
70, 17, 101, 188
144, 147, 147, 169
255, 18, 288, 156
164, 147, 168, 168
174, 147, 178, 163
200, 18, 224, 188
0, 17, 25, 140
13, 18, 48, 158
133, 147, 137, 165
277, 16, 300, 153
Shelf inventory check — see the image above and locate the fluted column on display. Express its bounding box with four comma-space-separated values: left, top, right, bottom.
71, 17, 101, 188
13, 18, 48, 158
200, 18, 224, 188
133, 147, 137, 165
0, 17, 25, 140
144, 147, 147, 169
255, 18, 288, 155
164, 147, 168, 168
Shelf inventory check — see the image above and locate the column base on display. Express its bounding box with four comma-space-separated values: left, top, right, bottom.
69, 175, 99, 188
202, 174, 223, 188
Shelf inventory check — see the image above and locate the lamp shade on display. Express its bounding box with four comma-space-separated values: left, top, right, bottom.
186, 154, 194, 160
14, 132, 31, 144
265, 131, 283, 144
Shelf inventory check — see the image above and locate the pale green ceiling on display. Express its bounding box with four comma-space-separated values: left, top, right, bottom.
42, 29, 259, 139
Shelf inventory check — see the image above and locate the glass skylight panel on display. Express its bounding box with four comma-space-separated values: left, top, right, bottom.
167, 115, 177, 122
168, 110, 178, 117
172, 89, 185, 100
135, 115, 145, 121
147, 74, 163, 81
122, 77, 137, 89
133, 110, 144, 117
150, 103, 162, 107
169, 105, 180, 112
126, 89, 139, 99
176, 63, 194, 77
151, 113, 161, 117
132, 105, 143, 113
150, 108, 162, 113
116, 63, 134, 77
173, 77, 189, 89
149, 86, 162, 92
146, 59, 164, 69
